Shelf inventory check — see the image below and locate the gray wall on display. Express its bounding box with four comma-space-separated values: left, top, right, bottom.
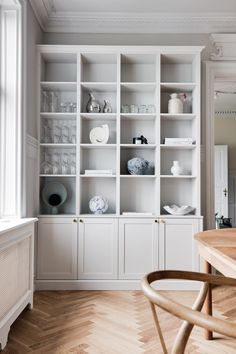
26, 2, 43, 138
43, 33, 213, 60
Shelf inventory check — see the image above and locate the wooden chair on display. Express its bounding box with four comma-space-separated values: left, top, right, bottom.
141, 270, 236, 354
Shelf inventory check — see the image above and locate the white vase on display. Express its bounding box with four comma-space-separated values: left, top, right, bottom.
89, 124, 109, 144
168, 93, 183, 114
171, 161, 183, 176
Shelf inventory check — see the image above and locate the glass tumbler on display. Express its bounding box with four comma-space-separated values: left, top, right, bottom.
121, 105, 129, 113
138, 105, 147, 113
130, 104, 139, 113
147, 104, 156, 113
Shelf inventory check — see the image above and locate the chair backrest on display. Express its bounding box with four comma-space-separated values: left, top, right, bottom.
141, 270, 236, 354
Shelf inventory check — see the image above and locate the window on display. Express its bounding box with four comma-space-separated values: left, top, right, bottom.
0, 0, 24, 217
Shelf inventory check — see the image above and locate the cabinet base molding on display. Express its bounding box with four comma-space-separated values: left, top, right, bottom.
34, 280, 201, 291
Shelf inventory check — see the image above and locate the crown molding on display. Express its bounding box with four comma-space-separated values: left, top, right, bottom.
210, 33, 236, 60
29, 3, 236, 34
29, 0, 54, 31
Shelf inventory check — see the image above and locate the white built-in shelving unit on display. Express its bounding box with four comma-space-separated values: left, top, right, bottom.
38, 47, 202, 217
36, 46, 203, 290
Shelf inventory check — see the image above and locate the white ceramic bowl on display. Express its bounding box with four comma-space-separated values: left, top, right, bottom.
163, 204, 195, 215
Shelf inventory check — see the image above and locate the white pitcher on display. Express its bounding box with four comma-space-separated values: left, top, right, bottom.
168, 93, 183, 114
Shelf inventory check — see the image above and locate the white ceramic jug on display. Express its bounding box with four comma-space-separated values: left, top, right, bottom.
168, 93, 183, 114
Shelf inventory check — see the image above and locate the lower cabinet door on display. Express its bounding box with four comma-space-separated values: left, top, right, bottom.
78, 218, 118, 279
37, 218, 78, 280
119, 218, 158, 280
160, 218, 201, 272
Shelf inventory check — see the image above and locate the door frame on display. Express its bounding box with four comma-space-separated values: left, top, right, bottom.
214, 145, 228, 218
204, 61, 236, 229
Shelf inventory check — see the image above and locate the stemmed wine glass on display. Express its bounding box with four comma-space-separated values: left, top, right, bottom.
70, 153, 76, 175
52, 151, 61, 174
40, 152, 52, 174
61, 152, 69, 174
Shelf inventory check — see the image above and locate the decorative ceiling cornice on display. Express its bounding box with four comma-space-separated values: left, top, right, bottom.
210, 34, 236, 60
29, 1, 236, 34
29, 0, 54, 30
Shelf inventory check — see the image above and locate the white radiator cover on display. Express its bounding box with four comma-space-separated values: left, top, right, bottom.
0, 220, 36, 350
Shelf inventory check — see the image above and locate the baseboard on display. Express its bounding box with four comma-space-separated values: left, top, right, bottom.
34, 280, 201, 291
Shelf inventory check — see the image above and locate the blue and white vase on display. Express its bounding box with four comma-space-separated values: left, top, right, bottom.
89, 196, 108, 214
127, 157, 150, 175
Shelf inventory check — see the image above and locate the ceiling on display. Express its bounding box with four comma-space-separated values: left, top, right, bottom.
30, 0, 236, 34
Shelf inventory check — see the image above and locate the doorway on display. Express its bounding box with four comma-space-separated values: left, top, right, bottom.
214, 82, 236, 226
204, 61, 236, 229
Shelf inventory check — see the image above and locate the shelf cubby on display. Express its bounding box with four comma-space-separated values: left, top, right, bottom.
40, 117, 76, 144
121, 84, 156, 113
161, 148, 196, 176
40, 84, 77, 114
160, 53, 197, 83
161, 117, 197, 144
160, 89, 193, 114
80, 177, 116, 215
40, 53, 77, 82
80, 147, 116, 175
160, 178, 197, 215
121, 115, 156, 144
121, 54, 156, 83
120, 147, 155, 175
81, 116, 117, 144
81, 84, 117, 113
120, 178, 156, 214
80, 53, 117, 82
40, 176, 76, 215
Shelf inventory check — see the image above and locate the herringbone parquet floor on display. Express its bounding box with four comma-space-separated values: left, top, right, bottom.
2, 286, 236, 354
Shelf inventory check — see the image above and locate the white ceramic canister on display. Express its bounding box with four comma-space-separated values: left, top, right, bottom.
171, 161, 183, 175
168, 93, 183, 114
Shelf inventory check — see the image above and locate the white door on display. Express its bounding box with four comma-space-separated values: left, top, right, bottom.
37, 218, 78, 280
78, 218, 118, 279
159, 218, 200, 272
214, 145, 228, 218
119, 218, 159, 280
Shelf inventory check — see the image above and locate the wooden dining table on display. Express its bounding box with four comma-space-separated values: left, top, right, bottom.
195, 228, 236, 339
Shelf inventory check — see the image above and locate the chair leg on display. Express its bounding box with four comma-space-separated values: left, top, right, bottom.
203, 261, 213, 340
171, 282, 209, 354
149, 302, 168, 354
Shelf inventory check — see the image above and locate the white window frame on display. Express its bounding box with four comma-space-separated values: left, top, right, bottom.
0, 0, 26, 218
